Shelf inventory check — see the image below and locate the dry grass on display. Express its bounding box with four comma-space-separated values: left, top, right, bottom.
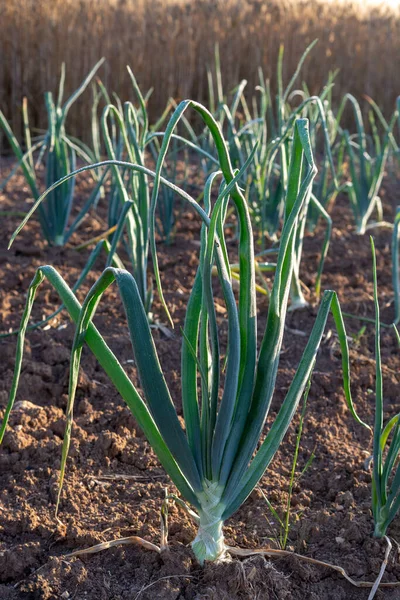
0, 0, 399, 145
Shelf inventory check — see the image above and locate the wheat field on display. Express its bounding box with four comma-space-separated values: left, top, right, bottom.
1, 0, 399, 144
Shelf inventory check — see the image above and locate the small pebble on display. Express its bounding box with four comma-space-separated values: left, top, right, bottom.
336, 537, 345, 544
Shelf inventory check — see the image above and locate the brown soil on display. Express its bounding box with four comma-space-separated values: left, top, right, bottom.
0, 161, 400, 599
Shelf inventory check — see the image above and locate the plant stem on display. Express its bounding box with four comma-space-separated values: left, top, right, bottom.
191, 481, 226, 564
192, 512, 226, 564
373, 514, 388, 538
282, 381, 310, 549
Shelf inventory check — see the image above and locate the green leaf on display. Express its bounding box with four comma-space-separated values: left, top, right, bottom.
0, 266, 200, 510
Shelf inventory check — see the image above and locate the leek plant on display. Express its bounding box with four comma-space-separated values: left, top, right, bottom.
336, 94, 398, 234
269, 46, 338, 306
218, 41, 322, 238
1, 108, 368, 565
229, 110, 334, 307
172, 46, 231, 183
0, 59, 104, 246
363, 95, 400, 173
150, 137, 189, 244
96, 69, 216, 309
302, 70, 346, 232
7, 67, 214, 315
215, 42, 337, 306
370, 238, 400, 537
171, 40, 336, 309
97, 68, 155, 312
393, 207, 400, 325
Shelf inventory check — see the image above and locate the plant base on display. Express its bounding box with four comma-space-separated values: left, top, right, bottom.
192, 514, 226, 564
53, 235, 65, 246
191, 481, 226, 564
373, 520, 388, 538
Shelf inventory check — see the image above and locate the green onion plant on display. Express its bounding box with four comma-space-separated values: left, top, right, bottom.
97, 67, 156, 312
392, 207, 400, 325
302, 70, 347, 232
0, 59, 104, 246
1, 108, 368, 565
370, 237, 400, 537
217, 42, 337, 306
150, 137, 189, 244
336, 95, 398, 234
164, 42, 337, 308
363, 95, 400, 174
6, 67, 214, 316
95, 69, 217, 309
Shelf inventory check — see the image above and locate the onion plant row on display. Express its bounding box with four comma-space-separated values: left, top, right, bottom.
194, 41, 399, 254
336, 95, 399, 235
2, 46, 399, 317
184, 42, 340, 308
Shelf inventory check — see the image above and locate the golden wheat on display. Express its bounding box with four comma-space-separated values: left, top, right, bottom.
0, 0, 399, 145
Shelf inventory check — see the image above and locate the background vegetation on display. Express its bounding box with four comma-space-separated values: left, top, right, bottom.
1, 0, 399, 146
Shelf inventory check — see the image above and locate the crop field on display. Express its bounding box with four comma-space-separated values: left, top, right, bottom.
0, 3, 400, 599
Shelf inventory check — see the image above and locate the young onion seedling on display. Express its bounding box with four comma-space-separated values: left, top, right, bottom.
370, 237, 400, 537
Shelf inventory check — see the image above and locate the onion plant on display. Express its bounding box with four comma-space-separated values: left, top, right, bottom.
363, 95, 400, 173
214, 42, 337, 307
0, 59, 104, 246
336, 94, 398, 235
1, 108, 368, 565
370, 238, 400, 537
6, 68, 215, 317
230, 112, 334, 307
302, 70, 347, 233
211, 41, 321, 238
393, 207, 400, 325
97, 68, 156, 312
171, 41, 336, 308
172, 46, 230, 182
95, 69, 217, 310
150, 137, 189, 244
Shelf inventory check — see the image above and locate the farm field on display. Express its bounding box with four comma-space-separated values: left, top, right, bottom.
1, 4, 400, 598
0, 163, 399, 599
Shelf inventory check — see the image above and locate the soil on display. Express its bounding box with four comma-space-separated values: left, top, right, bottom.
0, 158, 400, 600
